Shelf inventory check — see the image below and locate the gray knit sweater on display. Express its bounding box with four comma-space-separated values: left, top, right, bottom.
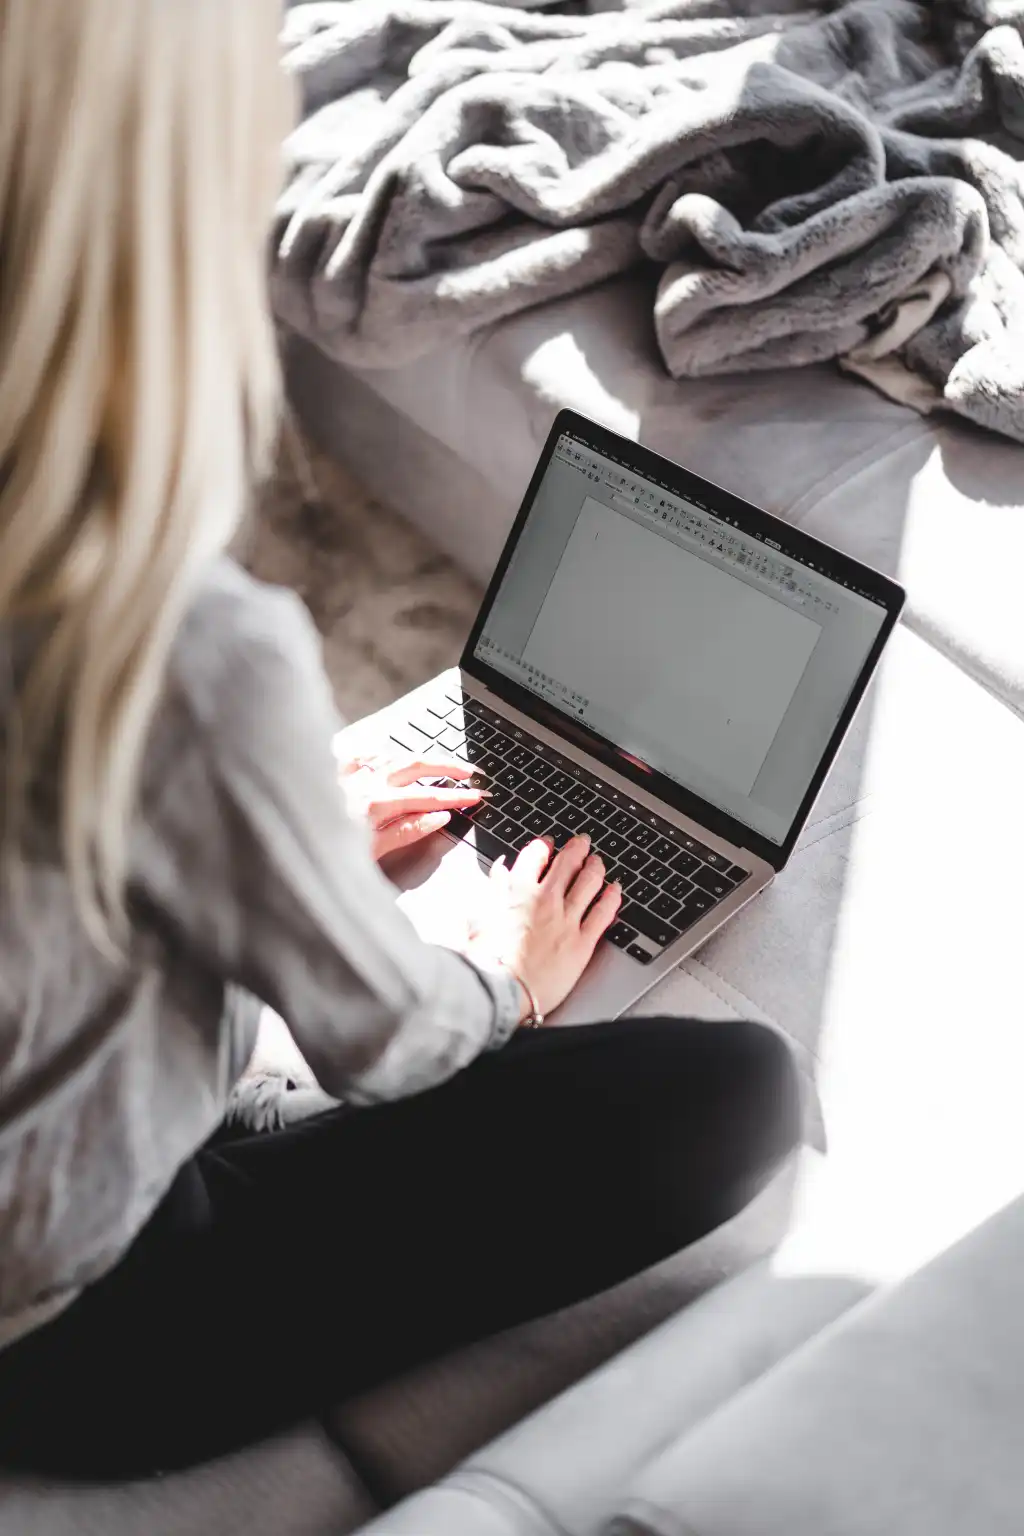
0, 560, 520, 1350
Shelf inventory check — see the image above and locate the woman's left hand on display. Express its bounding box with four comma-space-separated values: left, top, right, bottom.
338, 746, 488, 863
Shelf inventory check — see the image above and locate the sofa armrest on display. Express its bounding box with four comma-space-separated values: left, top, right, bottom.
613, 1191, 1024, 1536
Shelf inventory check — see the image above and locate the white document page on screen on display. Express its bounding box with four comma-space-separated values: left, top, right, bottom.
521, 498, 822, 797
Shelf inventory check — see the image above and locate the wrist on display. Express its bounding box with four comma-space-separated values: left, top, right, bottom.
503, 964, 544, 1029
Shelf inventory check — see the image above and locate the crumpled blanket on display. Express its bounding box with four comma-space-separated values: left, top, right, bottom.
274, 0, 1024, 443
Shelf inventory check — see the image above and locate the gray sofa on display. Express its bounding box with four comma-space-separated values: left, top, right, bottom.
3, 271, 1023, 1531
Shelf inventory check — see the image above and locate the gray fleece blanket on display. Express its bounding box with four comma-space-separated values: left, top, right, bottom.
274, 0, 1024, 444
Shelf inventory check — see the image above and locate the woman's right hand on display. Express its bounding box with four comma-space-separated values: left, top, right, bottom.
462, 834, 622, 1024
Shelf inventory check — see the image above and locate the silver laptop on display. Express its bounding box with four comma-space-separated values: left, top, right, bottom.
386, 409, 905, 1025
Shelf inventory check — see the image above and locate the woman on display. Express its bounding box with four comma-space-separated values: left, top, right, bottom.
0, 0, 800, 1480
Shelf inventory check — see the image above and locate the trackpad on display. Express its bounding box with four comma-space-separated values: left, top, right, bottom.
385, 833, 493, 949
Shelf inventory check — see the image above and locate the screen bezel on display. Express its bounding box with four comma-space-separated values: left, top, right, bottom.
461, 408, 905, 870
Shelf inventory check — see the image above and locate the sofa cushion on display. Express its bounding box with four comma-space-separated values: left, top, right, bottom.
0, 1423, 376, 1536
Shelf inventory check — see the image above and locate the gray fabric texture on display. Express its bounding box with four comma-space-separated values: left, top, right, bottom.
0, 558, 519, 1353
274, 0, 1024, 442
0, 1424, 375, 1536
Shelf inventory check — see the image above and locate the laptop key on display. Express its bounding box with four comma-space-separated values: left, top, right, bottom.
506, 746, 536, 771
677, 833, 714, 862
537, 791, 565, 818
599, 831, 628, 859
680, 889, 715, 919
465, 718, 494, 744
437, 727, 464, 753
669, 849, 700, 879
588, 796, 615, 821
619, 904, 680, 948
724, 863, 749, 884
692, 865, 731, 899
522, 809, 551, 836
495, 765, 526, 791
648, 837, 679, 865
509, 830, 535, 852
517, 777, 545, 803
663, 873, 694, 903
487, 732, 514, 757
557, 805, 588, 831
505, 798, 531, 822
700, 849, 731, 871
566, 784, 594, 809
473, 805, 505, 833
444, 810, 473, 840
579, 818, 607, 844
444, 685, 467, 705
427, 699, 455, 721
545, 771, 574, 798
606, 811, 635, 836
409, 714, 445, 740
493, 818, 523, 844
627, 823, 657, 849
606, 921, 637, 950
642, 859, 672, 886
527, 758, 555, 783
549, 826, 574, 850
650, 892, 682, 922
620, 846, 650, 872
629, 878, 658, 907
478, 753, 505, 777
467, 827, 516, 866
626, 944, 655, 966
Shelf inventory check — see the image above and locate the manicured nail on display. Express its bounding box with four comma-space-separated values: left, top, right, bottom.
427, 811, 451, 826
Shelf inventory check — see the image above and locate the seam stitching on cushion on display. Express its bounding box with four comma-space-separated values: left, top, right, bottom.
787, 801, 877, 860
786, 420, 929, 526
686, 959, 821, 1075
447, 1467, 570, 1536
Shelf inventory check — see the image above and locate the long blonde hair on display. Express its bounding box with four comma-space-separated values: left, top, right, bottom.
0, 0, 293, 951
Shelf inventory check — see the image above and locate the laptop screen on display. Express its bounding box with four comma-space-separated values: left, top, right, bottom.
472, 431, 890, 846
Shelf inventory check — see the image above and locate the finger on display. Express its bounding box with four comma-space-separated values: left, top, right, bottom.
544, 834, 592, 898
510, 836, 555, 887
388, 757, 474, 788
580, 881, 623, 944
490, 854, 509, 882
374, 810, 451, 859
371, 785, 489, 823
564, 851, 607, 921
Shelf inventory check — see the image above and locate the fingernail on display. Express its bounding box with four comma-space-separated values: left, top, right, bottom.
428, 811, 451, 826
472, 789, 493, 799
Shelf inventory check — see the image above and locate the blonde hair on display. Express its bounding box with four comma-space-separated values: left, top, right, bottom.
0, 0, 293, 951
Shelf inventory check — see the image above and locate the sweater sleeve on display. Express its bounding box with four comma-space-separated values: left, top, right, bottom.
133, 565, 521, 1103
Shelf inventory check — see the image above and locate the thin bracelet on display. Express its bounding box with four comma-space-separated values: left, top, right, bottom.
506, 966, 545, 1030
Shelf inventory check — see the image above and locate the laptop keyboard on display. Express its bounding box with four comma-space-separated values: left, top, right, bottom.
389, 685, 750, 966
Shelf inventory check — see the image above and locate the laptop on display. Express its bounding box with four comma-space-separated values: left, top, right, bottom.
384, 409, 905, 1025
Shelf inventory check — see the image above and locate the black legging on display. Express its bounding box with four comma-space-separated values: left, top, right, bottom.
0, 1016, 799, 1479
